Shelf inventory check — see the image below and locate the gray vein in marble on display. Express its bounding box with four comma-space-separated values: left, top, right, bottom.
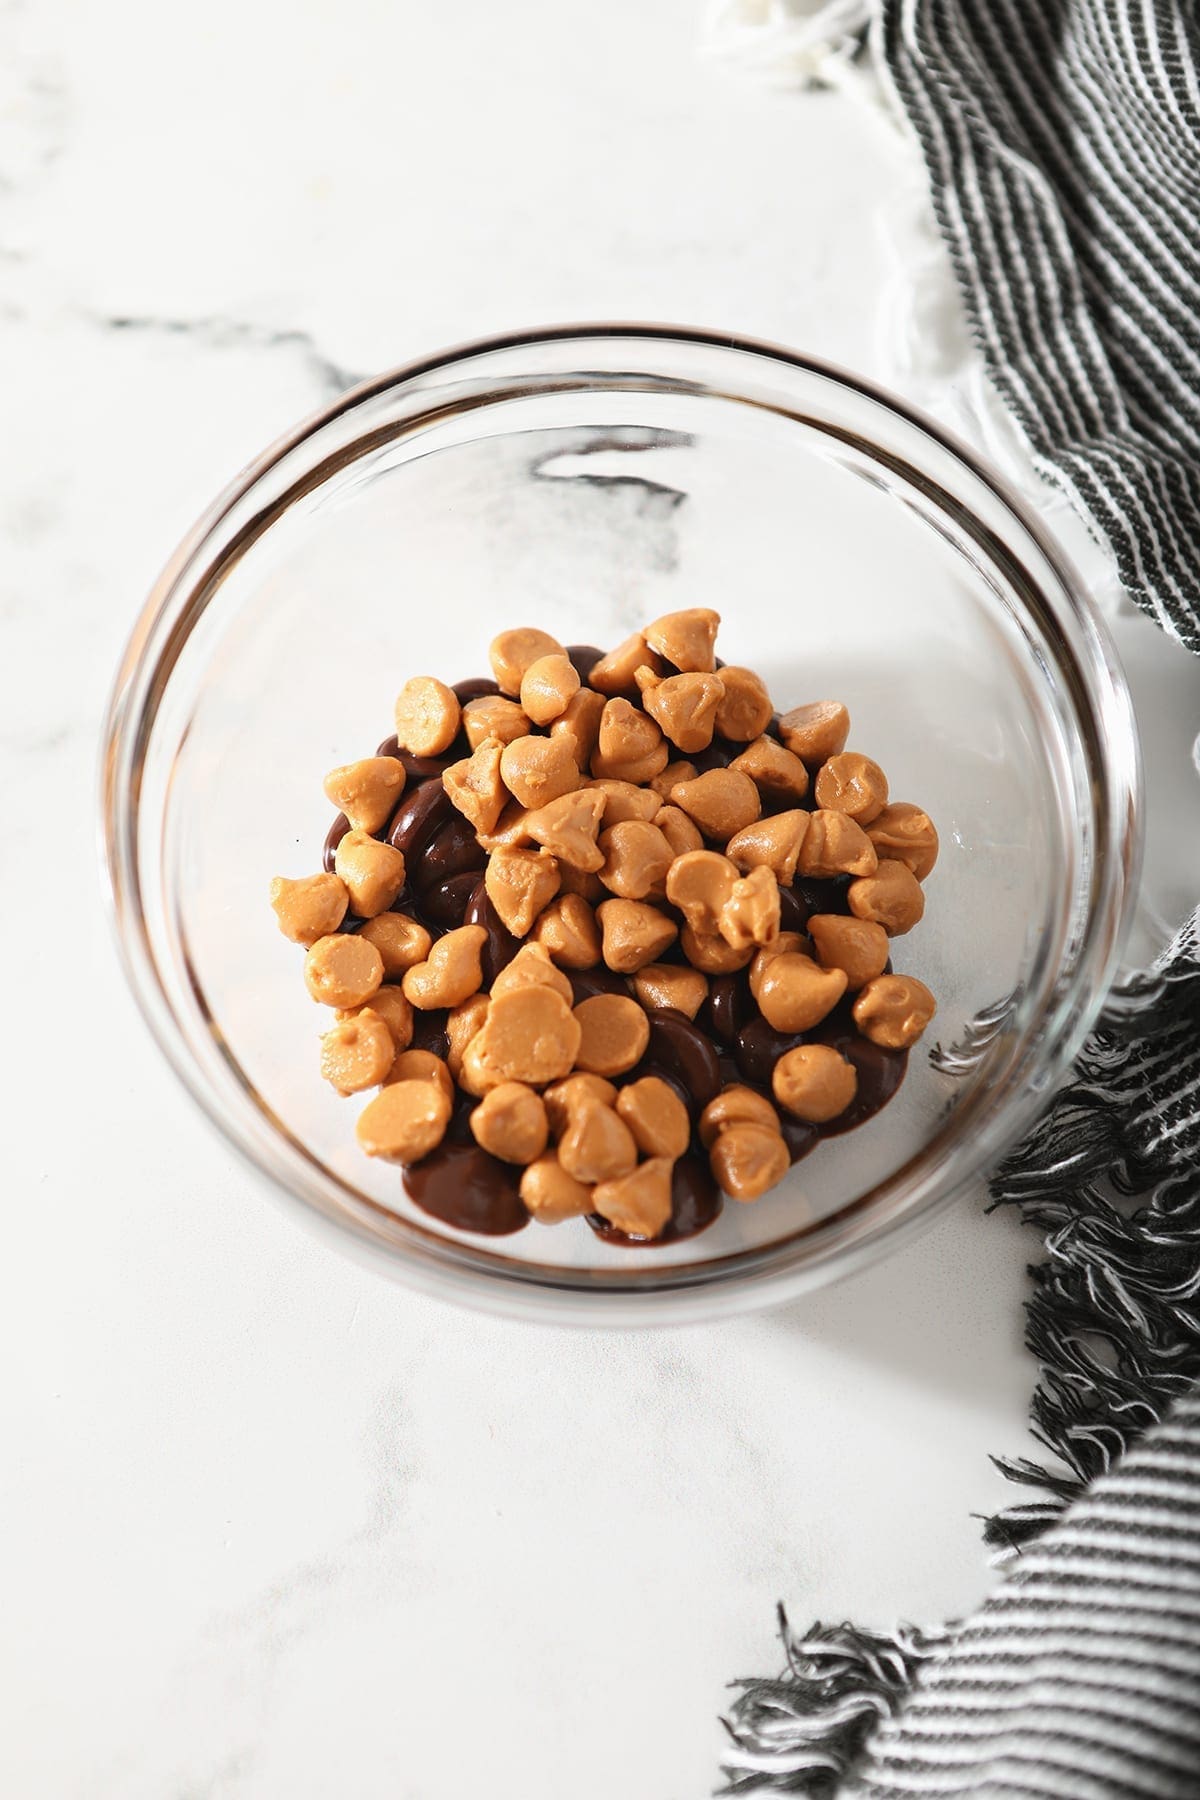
94, 312, 365, 399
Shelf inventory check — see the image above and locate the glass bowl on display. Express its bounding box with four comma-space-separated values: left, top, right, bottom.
100, 326, 1141, 1324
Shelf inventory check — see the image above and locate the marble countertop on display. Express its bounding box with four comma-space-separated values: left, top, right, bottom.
5, 2, 1200, 1795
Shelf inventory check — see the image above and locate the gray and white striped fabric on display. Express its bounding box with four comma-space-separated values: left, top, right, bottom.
883, 0, 1200, 651
850, 1393, 1200, 1798
719, 1, 1200, 1792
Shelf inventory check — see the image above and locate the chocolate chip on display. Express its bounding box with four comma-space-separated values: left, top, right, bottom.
322, 811, 352, 873
417, 871, 480, 929
452, 677, 502, 705
387, 777, 453, 861
640, 1008, 722, 1116
566, 644, 605, 683
733, 1014, 805, 1088
412, 813, 487, 891
706, 971, 754, 1047
463, 876, 522, 986
809, 1021, 908, 1134
569, 968, 634, 1005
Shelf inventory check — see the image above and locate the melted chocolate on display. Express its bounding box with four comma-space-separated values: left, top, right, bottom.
587, 1152, 723, 1246
463, 878, 522, 985
403, 1142, 529, 1236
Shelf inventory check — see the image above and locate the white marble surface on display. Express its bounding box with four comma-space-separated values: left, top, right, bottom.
3, 3, 1200, 1796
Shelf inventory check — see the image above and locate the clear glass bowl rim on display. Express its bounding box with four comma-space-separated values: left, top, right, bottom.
99, 322, 1143, 1324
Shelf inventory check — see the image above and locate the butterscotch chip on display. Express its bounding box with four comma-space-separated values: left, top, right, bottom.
550, 687, 606, 769
714, 667, 774, 742
633, 962, 708, 1020
651, 761, 696, 801
644, 607, 720, 673
590, 698, 670, 784
815, 753, 889, 826
445, 993, 491, 1079
719, 865, 781, 953
477, 801, 533, 852
443, 738, 508, 836
699, 1084, 781, 1150
401, 924, 487, 1009
304, 933, 384, 1008
867, 803, 939, 881
489, 941, 574, 1004
573, 993, 651, 1076
334, 830, 407, 918
665, 849, 739, 934
748, 932, 809, 1002
725, 812, 809, 887
853, 974, 936, 1049
339, 983, 413, 1052
383, 1047, 454, 1105
592, 1156, 675, 1238
795, 810, 877, 879
587, 779, 663, 825
355, 1079, 451, 1163
319, 1009, 396, 1095
654, 805, 704, 858
680, 924, 756, 975
485, 845, 562, 937
773, 1045, 857, 1123
322, 757, 407, 834
458, 1036, 508, 1098
543, 1072, 619, 1137
522, 787, 606, 871
470, 1082, 550, 1165
848, 859, 925, 935
270, 873, 349, 946
358, 912, 432, 977
532, 894, 603, 970
756, 953, 847, 1033
638, 671, 725, 754
598, 820, 674, 901
520, 1155, 595, 1224
557, 864, 607, 903
500, 734, 583, 810
729, 737, 809, 804
779, 700, 850, 765
520, 654, 581, 726
709, 1123, 789, 1201
587, 631, 664, 697
669, 768, 761, 841
558, 1100, 639, 1185
596, 898, 678, 972
467, 985, 582, 1086
808, 915, 890, 990
393, 677, 461, 757
489, 627, 566, 697
462, 694, 532, 751
615, 1077, 690, 1159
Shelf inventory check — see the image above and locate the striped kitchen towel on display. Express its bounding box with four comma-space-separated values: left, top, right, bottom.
709, 2, 1200, 1793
